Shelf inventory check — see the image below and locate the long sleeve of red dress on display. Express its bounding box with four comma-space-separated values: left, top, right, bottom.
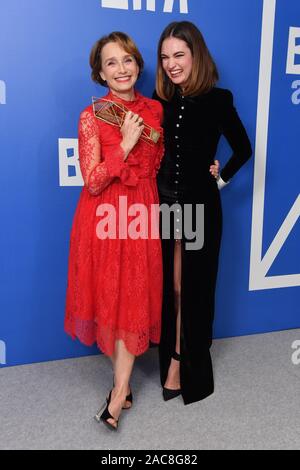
78, 108, 140, 196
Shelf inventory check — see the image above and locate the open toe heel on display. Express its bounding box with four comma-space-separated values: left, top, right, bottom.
123, 390, 133, 410
94, 390, 119, 430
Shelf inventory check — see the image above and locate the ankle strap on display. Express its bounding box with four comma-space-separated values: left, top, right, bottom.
172, 351, 181, 361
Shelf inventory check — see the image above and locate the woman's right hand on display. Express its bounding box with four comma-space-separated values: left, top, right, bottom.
120, 111, 144, 160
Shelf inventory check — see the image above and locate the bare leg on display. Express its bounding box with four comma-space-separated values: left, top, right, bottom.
109, 351, 131, 408
107, 339, 135, 428
164, 240, 181, 390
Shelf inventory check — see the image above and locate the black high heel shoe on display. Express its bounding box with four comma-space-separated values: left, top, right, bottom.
162, 352, 182, 401
112, 378, 133, 410
94, 390, 119, 430
123, 390, 133, 410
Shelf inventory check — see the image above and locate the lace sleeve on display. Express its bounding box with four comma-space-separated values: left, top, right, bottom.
78, 109, 126, 196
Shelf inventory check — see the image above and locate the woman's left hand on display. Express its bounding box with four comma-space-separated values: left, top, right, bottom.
209, 160, 220, 179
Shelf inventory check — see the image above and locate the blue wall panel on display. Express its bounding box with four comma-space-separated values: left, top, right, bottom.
0, 0, 299, 367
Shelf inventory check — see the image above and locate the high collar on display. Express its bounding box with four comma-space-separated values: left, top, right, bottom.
174, 86, 214, 103
104, 89, 146, 116
106, 89, 142, 106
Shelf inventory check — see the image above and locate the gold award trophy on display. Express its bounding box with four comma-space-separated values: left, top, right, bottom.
92, 97, 160, 145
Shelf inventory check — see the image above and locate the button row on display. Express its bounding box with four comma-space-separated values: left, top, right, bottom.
173, 98, 185, 231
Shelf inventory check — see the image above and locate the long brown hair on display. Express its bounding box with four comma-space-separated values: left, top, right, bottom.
156, 21, 218, 101
90, 31, 144, 86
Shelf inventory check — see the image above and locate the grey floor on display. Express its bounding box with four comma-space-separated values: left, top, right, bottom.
1, 329, 300, 450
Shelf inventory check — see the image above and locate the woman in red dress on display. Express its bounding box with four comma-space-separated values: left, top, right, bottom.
64, 32, 164, 430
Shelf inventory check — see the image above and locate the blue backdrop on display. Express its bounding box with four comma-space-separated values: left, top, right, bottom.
0, 0, 299, 367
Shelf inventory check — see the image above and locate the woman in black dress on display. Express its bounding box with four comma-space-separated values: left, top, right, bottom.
153, 21, 252, 405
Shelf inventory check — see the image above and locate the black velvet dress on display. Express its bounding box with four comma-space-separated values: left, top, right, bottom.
153, 87, 252, 405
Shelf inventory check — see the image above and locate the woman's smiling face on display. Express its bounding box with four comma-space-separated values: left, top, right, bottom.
99, 41, 139, 97
160, 37, 193, 89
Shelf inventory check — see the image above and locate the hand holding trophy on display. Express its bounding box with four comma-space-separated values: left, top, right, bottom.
92, 97, 161, 156
118, 111, 144, 160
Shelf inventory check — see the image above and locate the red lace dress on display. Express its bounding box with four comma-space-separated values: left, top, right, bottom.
64, 91, 164, 356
